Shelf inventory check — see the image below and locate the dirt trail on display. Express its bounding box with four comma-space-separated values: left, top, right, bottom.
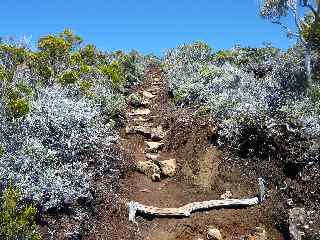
114, 69, 285, 240
87, 69, 285, 240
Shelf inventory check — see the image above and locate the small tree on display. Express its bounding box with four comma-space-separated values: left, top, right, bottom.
260, 0, 320, 88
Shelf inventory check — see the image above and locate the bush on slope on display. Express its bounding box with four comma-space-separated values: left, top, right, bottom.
0, 30, 151, 212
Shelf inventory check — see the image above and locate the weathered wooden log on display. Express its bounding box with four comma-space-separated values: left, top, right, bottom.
128, 178, 266, 223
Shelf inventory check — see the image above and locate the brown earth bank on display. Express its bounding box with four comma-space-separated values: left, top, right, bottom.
83, 68, 287, 240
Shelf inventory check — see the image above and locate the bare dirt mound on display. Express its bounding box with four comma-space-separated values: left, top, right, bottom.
97, 69, 284, 240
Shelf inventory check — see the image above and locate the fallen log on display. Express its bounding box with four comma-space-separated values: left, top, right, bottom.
128, 178, 266, 223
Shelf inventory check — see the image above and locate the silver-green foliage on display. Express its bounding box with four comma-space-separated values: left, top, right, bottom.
0, 86, 121, 210
164, 42, 320, 153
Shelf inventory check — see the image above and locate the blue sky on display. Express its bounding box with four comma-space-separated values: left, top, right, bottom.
0, 0, 297, 55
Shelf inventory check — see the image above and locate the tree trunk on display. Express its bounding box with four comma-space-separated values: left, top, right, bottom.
305, 45, 312, 88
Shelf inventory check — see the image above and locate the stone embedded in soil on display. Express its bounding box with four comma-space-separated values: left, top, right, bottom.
289, 208, 306, 240
206, 226, 222, 240
220, 191, 232, 200
139, 189, 152, 193
253, 227, 267, 240
142, 91, 155, 99
241, 227, 267, 240
151, 126, 165, 140
125, 126, 152, 137
136, 160, 160, 177
151, 173, 161, 182
132, 117, 150, 122
145, 153, 159, 161
129, 108, 151, 116
141, 99, 151, 106
125, 125, 165, 140
145, 141, 164, 152
152, 82, 163, 86
158, 159, 177, 177
147, 87, 159, 93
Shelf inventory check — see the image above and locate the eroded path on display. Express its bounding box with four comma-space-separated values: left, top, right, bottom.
88, 69, 285, 239
116, 69, 284, 240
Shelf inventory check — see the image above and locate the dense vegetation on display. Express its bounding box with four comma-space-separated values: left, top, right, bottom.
164, 41, 320, 238
0, 30, 159, 238
164, 42, 320, 159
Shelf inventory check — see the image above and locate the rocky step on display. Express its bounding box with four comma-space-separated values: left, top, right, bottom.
135, 158, 177, 181
152, 82, 164, 86
145, 141, 164, 152
142, 91, 156, 99
145, 153, 159, 161
146, 87, 159, 94
128, 108, 151, 117
126, 126, 165, 140
132, 117, 150, 122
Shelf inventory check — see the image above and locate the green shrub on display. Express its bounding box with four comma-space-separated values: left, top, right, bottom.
70, 52, 83, 65
58, 71, 79, 85
26, 52, 52, 83
99, 62, 125, 87
79, 64, 92, 74
197, 105, 210, 115
0, 44, 28, 71
38, 65, 52, 82
214, 50, 235, 62
0, 66, 8, 81
310, 86, 320, 102
59, 29, 83, 51
79, 80, 94, 92
80, 44, 97, 66
0, 183, 42, 240
101, 94, 126, 124
37, 35, 71, 57
7, 96, 30, 119
37, 33, 71, 75
127, 93, 142, 107
200, 66, 223, 78
0, 145, 5, 158
16, 83, 33, 97
171, 89, 188, 104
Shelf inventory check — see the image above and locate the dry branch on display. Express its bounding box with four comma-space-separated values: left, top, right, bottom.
128, 178, 265, 223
